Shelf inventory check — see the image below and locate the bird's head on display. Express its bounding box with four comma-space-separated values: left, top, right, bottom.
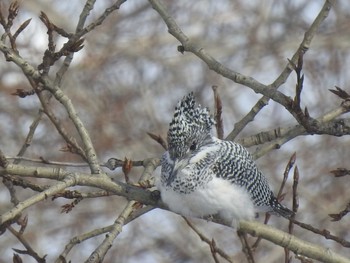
167, 92, 215, 160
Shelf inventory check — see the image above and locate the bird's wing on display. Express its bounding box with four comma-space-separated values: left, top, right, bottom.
211, 140, 273, 208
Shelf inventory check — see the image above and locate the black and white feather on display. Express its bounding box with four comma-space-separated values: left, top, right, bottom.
157, 92, 293, 226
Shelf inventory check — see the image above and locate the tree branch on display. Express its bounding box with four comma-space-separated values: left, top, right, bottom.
0, 41, 101, 174
0, 162, 163, 226
1, 158, 349, 262
239, 221, 349, 263
226, 0, 334, 141
148, 0, 340, 138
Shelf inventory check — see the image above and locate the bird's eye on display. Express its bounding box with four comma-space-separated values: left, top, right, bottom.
189, 142, 197, 151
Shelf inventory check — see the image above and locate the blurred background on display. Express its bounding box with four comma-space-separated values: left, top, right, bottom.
0, 0, 349, 262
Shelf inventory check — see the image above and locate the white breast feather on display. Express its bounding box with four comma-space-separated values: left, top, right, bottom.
157, 174, 255, 227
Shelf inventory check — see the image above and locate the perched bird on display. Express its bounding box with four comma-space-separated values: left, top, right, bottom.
157, 92, 293, 226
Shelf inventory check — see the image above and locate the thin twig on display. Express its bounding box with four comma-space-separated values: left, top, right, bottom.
286, 166, 300, 262
3, 174, 49, 192
277, 153, 296, 198
183, 217, 236, 263
225, 0, 334, 141
149, 0, 342, 138
237, 230, 255, 263
147, 132, 168, 150
8, 226, 46, 263
289, 218, 350, 248
329, 168, 350, 178
85, 201, 137, 263
76, 0, 127, 38
212, 86, 224, 139
15, 110, 43, 163
329, 202, 350, 221
251, 103, 350, 159
84, 157, 159, 262
37, 91, 87, 161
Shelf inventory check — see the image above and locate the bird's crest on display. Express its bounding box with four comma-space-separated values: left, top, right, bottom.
167, 92, 215, 158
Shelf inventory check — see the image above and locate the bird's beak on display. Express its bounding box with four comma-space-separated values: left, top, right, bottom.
165, 159, 179, 186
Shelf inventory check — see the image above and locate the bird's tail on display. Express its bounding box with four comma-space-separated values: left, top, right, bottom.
270, 196, 294, 218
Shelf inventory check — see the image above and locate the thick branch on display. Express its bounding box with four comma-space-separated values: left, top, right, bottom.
0, 160, 349, 262
239, 221, 349, 263
0, 162, 163, 225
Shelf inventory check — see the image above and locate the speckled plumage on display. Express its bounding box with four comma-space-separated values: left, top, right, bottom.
157, 93, 293, 226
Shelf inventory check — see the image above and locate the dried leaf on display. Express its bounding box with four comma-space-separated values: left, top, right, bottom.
277, 153, 296, 199
122, 157, 132, 174
0, 3, 6, 26
17, 215, 28, 234
8, 1, 19, 23
329, 202, 350, 222
11, 89, 35, 98
59, 145, 70, 152
70, 38, 85, 52
287, 152, 296, 171
12, 249, 27, 255
39, 11, 51, 29
61, 204, 74, 213
13, 18, 31, 39
60, 198, 82, 214
292, 166, 300, 212
329, 213, 342, 222
329, 168, 350, 177
13, 253, 23, 263
132, 202, 143, 210
122, 157, 133, 183
147, 132, 167, 150
210, 238, 216, 253
212, 85, 224, 139
60, 144, 76, 153
329, 86, 350, 100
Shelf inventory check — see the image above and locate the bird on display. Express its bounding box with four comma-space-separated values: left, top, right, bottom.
157, 92, 293, 227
